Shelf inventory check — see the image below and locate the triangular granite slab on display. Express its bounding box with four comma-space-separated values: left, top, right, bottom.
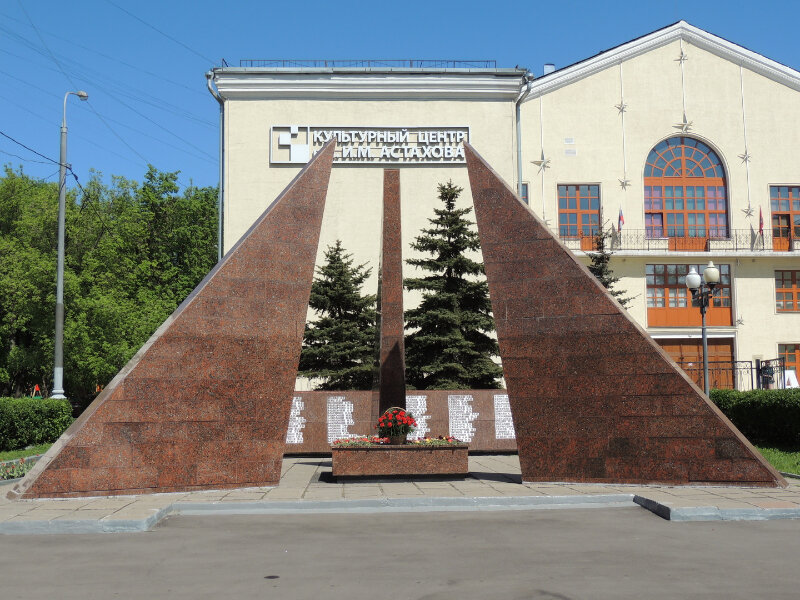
9, 142, 336, 498
464, 142, 784, 486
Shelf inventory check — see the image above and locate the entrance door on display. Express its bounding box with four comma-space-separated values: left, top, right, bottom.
658, 338, 735, 390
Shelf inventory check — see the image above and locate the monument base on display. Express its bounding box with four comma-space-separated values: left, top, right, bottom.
331, 444, 469, 479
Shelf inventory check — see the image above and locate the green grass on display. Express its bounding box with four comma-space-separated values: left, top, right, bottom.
755, 445, 800, 475
0, 443, 51, 462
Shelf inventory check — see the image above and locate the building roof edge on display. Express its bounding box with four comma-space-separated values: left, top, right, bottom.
525, 20, 800, 99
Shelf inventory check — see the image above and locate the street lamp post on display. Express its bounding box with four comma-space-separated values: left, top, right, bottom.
52, 90, 88, 400
686, 261, 721, 397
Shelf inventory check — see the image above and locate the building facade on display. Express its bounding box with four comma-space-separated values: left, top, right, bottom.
208, 21, 800, 390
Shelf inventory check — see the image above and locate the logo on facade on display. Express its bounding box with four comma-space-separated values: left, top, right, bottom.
274, 126, 311, 164
270, 125, 470, 165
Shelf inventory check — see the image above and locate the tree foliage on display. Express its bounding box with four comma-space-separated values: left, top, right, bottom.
0, 166, 218, 407
587, 226, 632, 308
404, 181, 502, 390
299, 240, 376, 390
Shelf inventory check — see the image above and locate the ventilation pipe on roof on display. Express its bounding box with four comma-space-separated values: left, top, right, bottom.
543, 63, 556, 75
515, 71, 535, 199
206, 70, 225, 263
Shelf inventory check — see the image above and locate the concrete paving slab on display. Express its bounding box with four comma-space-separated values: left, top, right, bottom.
26, 499, 97, 509
749, 500, 800, 509
70, 498, 137, 510
8, 510, 79, 521
417, 487, 468, 497
565, 486, 627, 495
176, 494, 229, 503
262, 490, 304, 500
0, 508, 30, 520
3, 453, 800, 534
51, 511, 119, 521
524, 486, 586, 496
302, 491, 344, 500
342, 491, 386, 499
221, 492, 269, 501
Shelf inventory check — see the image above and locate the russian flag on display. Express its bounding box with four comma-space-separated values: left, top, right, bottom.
618, 207, 625, 232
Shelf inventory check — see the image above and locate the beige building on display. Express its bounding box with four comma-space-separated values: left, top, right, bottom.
208, 21, 800, 390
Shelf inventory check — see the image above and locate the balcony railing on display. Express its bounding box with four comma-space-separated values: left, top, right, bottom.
559, 229, 799, 253
675, 358, 786, 391
238, 59, 498, 69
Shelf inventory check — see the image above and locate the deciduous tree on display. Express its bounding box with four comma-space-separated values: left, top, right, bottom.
0, 166, 218, 408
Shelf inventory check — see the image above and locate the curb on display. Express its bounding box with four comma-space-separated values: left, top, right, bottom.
0, 494, 633, 535
173, 494, 636, 515
633, 495, 800, 521
0, 505, 173, 535
4, 492, 800, 535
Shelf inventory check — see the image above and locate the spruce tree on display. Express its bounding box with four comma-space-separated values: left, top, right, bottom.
587, 226, 632, 308
299, 240, 376, 390
404, 181, 502, 390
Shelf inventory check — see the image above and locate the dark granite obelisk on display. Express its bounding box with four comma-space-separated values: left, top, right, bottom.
10, 141, 336, 499
373, 169, 406, 420
464, 142, 784, 487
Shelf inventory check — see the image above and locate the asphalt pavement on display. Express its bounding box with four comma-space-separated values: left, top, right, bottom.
3, 509, 800, 599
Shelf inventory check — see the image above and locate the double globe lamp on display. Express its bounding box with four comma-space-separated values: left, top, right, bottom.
685, 261, 721, 396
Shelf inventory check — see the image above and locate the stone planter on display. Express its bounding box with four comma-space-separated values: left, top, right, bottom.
331, 443, 469, 479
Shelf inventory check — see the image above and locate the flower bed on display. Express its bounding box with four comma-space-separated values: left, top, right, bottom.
1, 458, 35, 481
331, 439, 469, 479
332, 436, 462, 447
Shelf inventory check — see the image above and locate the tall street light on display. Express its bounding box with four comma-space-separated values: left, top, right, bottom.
686, 261, 721, 397
52, 90, 88, 399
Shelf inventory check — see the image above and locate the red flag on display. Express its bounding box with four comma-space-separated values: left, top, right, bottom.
618, 207, 625, 232
759, 206, 764, 236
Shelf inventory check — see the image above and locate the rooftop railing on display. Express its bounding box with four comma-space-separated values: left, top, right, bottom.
237, 59, 499, 69
559, 229, 798, 253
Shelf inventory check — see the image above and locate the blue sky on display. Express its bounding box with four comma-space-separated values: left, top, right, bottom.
2, 0, 799, 191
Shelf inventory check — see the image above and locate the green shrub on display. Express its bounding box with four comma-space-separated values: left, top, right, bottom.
0, 397, 73, 451
710, 389, 800, 447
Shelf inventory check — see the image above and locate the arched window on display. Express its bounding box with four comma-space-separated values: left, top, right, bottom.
644, 137, 728, 249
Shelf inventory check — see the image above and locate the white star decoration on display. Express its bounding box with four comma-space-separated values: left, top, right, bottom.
615, 102, 627, 114
531, 151, 551, 173
741, 203, 755, 218
619, 179, 631, 190
675, 50, 688, 64
673, 114, 693, 132
738, 151, 752, 164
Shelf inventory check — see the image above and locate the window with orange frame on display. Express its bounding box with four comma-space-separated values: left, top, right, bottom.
770, 186, 800, 251
644, 137, 729, 251
776, 271, 800, 312
646, 263, 732, 326
779, 344, 800, 376
558, 184, 600, 250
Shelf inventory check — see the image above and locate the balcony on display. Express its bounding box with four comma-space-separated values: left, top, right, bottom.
560, 229, 800, 254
